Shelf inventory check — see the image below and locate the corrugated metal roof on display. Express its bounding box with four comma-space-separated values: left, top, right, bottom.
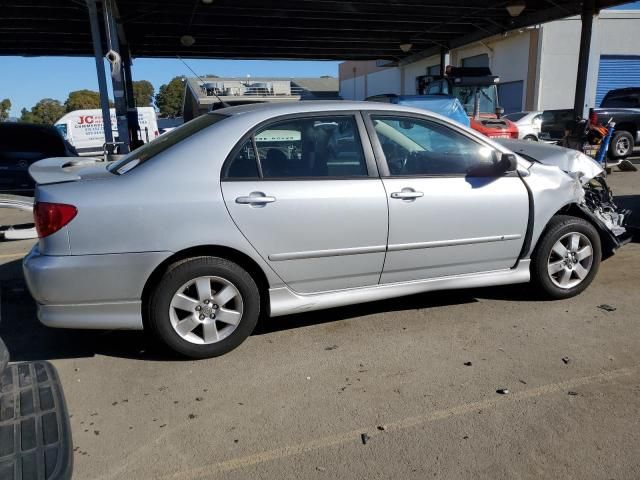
1, 1, 632, 60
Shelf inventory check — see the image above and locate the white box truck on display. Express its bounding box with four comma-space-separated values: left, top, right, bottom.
54, 107, 159, 155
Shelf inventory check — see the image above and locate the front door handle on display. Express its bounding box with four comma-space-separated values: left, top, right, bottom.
235, 192, 276, 206
390, 188, 424, 200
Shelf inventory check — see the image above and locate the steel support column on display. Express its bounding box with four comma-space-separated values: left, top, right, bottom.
85, 0, 114, 152
574, 0, 596, 118
121, 47, 144, 149
103, 0, 130, 153
439, 48, 447, 77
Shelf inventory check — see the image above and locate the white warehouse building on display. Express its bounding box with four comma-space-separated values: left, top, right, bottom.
339, 6, 640, 115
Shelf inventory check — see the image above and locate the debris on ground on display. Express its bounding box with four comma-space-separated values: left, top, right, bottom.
377, 425, 387, 431
519, 380, 527, 384
195, 397, 203, 401
316, 466, 326, 472
496, 388, 509, 395
361, 433, 370, 445
324, 345, 338, 351
188, 414, 197, 420
568, 391, 579, 396
463, 362, 472, 366
598, 304, 617, 312
463, 435, 469, 440
562, 357, 571, 364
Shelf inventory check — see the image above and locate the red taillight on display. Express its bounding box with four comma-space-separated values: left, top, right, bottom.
33, 202, 78, 238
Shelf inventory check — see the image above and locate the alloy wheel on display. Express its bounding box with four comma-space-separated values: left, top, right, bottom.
169, 276, 244, 345
547, 232, 594, 289
615, 137, 631, 156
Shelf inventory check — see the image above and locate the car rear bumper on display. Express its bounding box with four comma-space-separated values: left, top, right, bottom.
23, 245, 171, 330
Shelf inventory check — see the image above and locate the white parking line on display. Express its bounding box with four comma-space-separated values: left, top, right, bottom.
161, 366, 637, 480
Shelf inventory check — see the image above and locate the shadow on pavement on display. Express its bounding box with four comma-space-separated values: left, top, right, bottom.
615, 194, 640, 241
0, 259, 163, 363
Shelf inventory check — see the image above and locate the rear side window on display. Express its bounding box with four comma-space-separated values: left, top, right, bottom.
224, 139, 260, 178
110, 113, 227, 174
224, 115, 368, 179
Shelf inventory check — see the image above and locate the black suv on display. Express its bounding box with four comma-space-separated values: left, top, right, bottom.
0, 123, 77, 195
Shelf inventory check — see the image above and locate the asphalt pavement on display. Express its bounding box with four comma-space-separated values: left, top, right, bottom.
0, 169, 639, 480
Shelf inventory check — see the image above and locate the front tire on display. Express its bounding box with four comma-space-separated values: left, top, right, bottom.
608, 131, 634, 159
523, 135, 538, 142
531, 215, 601, 299
149, 256, 260, 358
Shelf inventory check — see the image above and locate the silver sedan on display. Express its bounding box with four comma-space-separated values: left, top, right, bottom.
23, 101, 629, 358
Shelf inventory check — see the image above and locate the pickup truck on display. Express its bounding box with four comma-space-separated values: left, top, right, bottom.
539, 87, 640, 159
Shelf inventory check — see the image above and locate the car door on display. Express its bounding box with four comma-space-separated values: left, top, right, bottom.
364, 113, 529, 284
221, 112, 388, 294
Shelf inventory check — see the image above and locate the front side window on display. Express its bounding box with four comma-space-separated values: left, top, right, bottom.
371, 116, 496, 176
226, 115, 368, 179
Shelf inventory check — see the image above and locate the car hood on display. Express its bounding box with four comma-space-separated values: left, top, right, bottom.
28, 157, 112, 185
496, 139, 603, 182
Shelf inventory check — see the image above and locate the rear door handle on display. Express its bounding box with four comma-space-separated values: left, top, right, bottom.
390, 189, 424, 200
235, 192, 276, 206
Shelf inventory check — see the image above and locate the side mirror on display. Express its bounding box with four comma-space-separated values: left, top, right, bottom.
495, 106, 505, 118
499, 153, 518, 172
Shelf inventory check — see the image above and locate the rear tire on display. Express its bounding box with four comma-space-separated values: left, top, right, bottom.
148, 256, 260, 359
524, 135, 538, 142
531, 215, 601, 299
608, 131, 634, 159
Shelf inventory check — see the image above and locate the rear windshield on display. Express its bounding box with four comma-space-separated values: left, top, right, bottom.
109, 113, 227, 174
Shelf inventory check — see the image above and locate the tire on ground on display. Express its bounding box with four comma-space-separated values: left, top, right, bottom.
608, 130, 634, 159
531, 215, 601, 300
148, 256, 260, 359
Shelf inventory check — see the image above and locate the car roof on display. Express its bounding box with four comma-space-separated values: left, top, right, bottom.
209, 100, 467, 134
214, 100, 451, 119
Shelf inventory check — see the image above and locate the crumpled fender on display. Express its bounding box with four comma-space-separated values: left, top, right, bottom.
521, 163, 585, 258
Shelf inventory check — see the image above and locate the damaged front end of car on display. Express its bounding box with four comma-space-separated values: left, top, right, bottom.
576, 175, 631, 255
498, 138, 632, 256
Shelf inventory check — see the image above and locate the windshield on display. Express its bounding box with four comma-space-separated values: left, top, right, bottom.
109, 113, 227, 174
451, 85, 497, 116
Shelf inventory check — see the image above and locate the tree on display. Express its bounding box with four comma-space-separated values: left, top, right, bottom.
155, 76, 185, 117
133, 80, 154, 107
0, 98, 11, 121
64, 89, 101, 112
20, 98, 66, 125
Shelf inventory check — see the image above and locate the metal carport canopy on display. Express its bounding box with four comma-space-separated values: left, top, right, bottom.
0, 0, 631, 61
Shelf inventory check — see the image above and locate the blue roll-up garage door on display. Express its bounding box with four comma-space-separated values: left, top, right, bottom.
596, 55, 640, 107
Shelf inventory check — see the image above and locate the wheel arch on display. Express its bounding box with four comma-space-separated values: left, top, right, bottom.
141, 245, 272, 328
612, 122, 637, 138
533, 203, 617, 260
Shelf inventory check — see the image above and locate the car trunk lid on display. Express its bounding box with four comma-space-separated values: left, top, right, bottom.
28, 157, 113, 186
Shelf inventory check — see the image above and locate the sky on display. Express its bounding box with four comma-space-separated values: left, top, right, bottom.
1, 0, 639, 117
0, 57, 340, 116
